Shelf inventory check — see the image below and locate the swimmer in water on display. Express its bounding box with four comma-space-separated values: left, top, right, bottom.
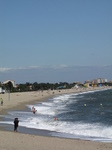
54, 117, 58, 121
33, 108, 37, 114
32, 106, 37, 114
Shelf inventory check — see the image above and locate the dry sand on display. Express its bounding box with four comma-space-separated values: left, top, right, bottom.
0, 87, 112, 150
0, 130, 112, 150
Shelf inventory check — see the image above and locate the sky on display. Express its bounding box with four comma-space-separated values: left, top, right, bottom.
0, 0, 112, 84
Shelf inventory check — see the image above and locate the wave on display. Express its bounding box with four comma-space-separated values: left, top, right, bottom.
0, 89, 112, 142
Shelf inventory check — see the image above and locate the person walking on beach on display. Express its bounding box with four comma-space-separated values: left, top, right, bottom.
14, 118, 19, 132
0, 98, 3, 106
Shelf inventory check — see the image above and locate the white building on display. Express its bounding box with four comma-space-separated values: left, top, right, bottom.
2, 80, 16, 87
91, 78, 107, 84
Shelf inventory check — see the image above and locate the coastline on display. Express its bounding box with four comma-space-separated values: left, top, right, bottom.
0, 87, 112, 150
1, 86, 110, 115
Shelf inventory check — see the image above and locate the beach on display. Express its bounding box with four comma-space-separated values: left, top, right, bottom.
0, 87, 112, 150
1, 130, 112, 150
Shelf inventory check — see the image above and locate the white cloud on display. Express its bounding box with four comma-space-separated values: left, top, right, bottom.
18, 66, 40, 70
49, 64, 68, 70
28, 66, 40, 69
0, 65, 112, 83
0, 65, 111, 73
0, 66, 40, 73
0, 67, 12, 72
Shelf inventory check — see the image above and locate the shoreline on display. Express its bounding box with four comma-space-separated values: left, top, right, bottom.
0, 87, 112, 150
0, 86, 110, 115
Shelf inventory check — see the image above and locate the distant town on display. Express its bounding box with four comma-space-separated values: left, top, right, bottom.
0, 78, 112, 93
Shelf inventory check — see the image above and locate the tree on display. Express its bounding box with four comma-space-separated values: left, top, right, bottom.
7, 81, 13, 91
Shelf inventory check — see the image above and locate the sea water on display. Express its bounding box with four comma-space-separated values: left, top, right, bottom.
0, 89, 112, 142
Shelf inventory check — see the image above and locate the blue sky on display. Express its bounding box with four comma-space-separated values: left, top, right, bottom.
0, 0, 112, 83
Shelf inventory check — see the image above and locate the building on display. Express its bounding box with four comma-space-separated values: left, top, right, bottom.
85, 78, 108, 87
92, 78, 108, 84
2, 80, 16, 87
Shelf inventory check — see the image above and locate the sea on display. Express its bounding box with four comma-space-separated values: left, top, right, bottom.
0, 88, 112, 143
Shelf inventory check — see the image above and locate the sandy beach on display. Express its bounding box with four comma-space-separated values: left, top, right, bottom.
0, 87, 112, 150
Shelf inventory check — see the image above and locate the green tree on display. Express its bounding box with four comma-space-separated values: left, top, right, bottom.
7, 81, 13, 91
